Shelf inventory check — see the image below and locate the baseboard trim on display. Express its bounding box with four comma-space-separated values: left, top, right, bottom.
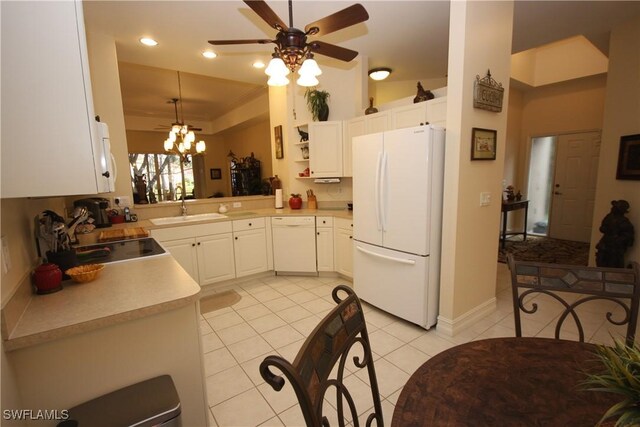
436, 297, 497, 337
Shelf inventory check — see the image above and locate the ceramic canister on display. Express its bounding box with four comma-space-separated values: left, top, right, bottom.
34, 263, 63, 294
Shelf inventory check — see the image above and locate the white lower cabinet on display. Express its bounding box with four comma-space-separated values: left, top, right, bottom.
161, 238, 199, 281
197, 233, 236, 284
334, 218, 354, 278
233, 218, 269, 278
316, 216, 334, 272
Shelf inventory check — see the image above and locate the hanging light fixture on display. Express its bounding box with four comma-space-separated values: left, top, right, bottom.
163, 71, 206, 163
265, 37, 324, 87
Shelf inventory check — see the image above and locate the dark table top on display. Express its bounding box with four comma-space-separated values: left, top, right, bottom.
392, 337, 617, 427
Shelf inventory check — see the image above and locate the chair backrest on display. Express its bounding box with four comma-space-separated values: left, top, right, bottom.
507, 254, 640, 346
260, 285, 383, 427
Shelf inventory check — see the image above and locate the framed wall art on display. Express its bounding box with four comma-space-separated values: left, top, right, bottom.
274, 125, 284, 159
210, 168, 222, 180
616, 133, 640, 180
471, 127, 497, 160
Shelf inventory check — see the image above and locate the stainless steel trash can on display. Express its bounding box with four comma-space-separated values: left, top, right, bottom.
57, 375, 181, 427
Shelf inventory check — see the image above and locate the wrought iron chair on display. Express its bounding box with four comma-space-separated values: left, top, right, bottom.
260, 285, 383, 427
507, 254, 640, 346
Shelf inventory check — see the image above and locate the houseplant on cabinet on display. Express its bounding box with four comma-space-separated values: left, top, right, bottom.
305, 88, 330, 121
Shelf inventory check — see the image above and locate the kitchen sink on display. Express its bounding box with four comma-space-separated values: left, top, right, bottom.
150, 212, 227, 225
224, 211, 257, 217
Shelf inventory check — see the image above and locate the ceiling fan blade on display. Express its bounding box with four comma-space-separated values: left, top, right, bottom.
243, 0, 288, 31
187, 126, 203, 132
304, 4, 369, 37
310, 41, 359, 62
208, 39, 273, 45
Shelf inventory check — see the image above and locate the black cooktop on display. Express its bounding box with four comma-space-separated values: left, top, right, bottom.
75, 237, 166, 265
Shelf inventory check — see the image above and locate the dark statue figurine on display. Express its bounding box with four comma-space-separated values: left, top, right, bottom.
297, 127, 309, 142
595, 200, 635, 268
413, 81, 435, 104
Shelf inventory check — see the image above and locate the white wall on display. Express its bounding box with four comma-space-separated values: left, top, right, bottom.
590, 15, 640, 266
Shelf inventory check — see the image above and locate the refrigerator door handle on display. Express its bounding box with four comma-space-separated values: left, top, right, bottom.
356, 245, 416, 265
380, 151, 389, 231
374, 151, 383, 231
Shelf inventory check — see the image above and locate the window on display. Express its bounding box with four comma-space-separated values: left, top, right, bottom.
129, 153, 195, 202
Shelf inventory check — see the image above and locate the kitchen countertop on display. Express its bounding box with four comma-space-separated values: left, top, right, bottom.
3, 254, 200, 351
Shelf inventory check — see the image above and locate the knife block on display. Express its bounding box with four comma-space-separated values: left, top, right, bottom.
307, 196, 317, 210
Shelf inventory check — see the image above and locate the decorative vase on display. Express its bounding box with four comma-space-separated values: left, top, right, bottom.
289, 196, 303, 210
33, 263, 63, 294
365, 97, 378, 115
318, 105, 329, 122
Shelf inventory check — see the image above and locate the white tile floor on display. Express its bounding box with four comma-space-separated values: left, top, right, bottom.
199, 263, 636, 426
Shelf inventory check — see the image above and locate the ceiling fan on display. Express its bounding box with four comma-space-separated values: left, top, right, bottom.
208, 0, 369, 84
155, 98, 202, 132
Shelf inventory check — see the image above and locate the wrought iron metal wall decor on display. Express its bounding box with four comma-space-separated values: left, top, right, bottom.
474, 69, 504, 112
274, 125, 284, 159
616, 134, 640, 180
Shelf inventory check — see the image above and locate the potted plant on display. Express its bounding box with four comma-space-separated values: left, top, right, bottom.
304, 88, 330, 121
583, 338, 640, 426
289, 193, 303, 209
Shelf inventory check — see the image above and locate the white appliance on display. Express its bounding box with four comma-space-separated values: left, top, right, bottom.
94, 120, 116, 192
272, 216, 317, 273
352, 125, 445, 329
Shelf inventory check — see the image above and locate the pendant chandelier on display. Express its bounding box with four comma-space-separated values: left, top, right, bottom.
163, 71, 206, 161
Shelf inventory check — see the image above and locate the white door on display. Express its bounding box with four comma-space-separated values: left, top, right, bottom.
309, 121, 343, 177
197, 233, 236, 284
383, 127, 432, 255
316, 227, 334, 271
162, 238, 198, 282
352, 133, 384, 246
335, 227, 353, 278
549, 131, 601, 242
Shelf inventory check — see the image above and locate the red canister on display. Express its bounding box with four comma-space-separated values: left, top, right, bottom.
34, 263, 63, 294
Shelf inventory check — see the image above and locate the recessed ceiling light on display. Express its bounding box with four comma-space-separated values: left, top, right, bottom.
368, 67, 392, 81
139, 37, 158, 47
252, 61, 265, 69
202, 50, 217, 59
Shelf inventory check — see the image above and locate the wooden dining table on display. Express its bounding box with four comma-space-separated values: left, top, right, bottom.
392, 337, 618, 427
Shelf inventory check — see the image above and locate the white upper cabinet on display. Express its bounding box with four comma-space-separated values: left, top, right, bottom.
343, 111, 391, 177
308, 121, 343, 178
1, 1, 110, 198
391, 103, 428, 130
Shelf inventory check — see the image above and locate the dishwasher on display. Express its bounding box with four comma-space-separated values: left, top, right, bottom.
272, 216, 317, 273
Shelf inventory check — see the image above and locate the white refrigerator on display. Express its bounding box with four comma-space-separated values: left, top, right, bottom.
352, 125, 445, 329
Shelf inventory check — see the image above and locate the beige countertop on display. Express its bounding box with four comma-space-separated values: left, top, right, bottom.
4, 254, 200, 351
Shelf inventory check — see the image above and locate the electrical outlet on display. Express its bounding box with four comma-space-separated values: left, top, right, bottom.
115, 196, 132, 207
480, 192, 491, 207
233, 202, 242, 208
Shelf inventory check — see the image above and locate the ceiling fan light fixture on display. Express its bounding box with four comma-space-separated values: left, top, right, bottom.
139, 37, 158, 47
267, 74, 290, 87
265, 56, 290, 77
298, 57, 322, 77
297, 73, 319, 87
369, 67, 392, 81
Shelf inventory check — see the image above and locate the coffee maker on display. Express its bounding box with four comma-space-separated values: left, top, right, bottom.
73, 197, 112, 228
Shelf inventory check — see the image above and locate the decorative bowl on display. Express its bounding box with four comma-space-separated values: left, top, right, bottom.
65, 264, 104, 283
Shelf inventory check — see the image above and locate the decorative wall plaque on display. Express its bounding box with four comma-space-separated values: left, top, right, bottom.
473, 69, 504, 112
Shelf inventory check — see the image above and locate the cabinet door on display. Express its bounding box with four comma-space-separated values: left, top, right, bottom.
233, 228, 268, 278
334, 228, 353, 278
316, 227, 334, 271
197, 233, 236, 285
1, 1, 104, 198
162, 238, 199, 283
309, 121, 343, 177
391, 103, 428, 130
343, 117, 366, 178
366, 111, 392, 134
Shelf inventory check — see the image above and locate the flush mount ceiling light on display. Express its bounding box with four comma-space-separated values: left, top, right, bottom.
252, 60, 266, 69
202, 50, 217, 59
139, 37, 158, 47
368, 67, 392, 81
208, 0, 369, 87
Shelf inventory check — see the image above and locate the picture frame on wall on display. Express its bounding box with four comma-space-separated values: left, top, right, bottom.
274, 125, 284, 159
471, 127, 497, 160
616, 133, 640, 180
210, 168, 222, 180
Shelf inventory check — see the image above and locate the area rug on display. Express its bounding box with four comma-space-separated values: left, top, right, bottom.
498, 235, 589, 265
199, 290, 242, 314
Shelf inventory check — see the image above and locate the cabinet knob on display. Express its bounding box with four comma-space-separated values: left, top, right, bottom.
249, 223, 252, 226
235, 237, 238, 240
102, 171, 110, 178
317, 232, 320, 235
349, 236, 352, 239
192, 243, 196, 247
322, 220, 326, 224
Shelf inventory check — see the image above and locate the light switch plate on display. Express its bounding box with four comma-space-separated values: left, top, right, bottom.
233, 202, 242, 208
480, 192, 491, 207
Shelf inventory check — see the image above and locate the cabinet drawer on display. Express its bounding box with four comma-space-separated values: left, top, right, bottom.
150, 221, 232, 241
232, 217, 265, 232
316, 216, 333, 227
334, 217, 353, 231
